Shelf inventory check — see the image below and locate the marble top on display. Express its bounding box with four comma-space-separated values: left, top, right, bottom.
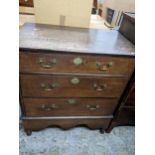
19, 23, 135, 56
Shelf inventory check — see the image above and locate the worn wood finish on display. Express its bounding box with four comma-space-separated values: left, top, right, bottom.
106, 74, 135, 133
106, 107, 135, 133
19, 0, 34, 7
123, 82, 135, 107
23, 117, 112, 133
20, 52, 134, 76
20, 74, 127, 98
23, 98, 118, 117
19, 23, 135, 135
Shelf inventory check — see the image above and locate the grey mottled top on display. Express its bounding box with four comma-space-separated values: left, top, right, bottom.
19, 23, 135, 56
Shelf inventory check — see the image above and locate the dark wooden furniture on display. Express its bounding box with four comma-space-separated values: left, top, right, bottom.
19, 23, 135, 135
106, 13, 135, 132
19, 0, 34, 7
92, 0, 98, 14
119, 12, 135, 44
106, 73, 135, 132
98, 9, 103, 16
93, 0, 98, 9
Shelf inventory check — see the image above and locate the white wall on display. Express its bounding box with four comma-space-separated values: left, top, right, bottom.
34, 0, 93, 28
19, 6, 35, 14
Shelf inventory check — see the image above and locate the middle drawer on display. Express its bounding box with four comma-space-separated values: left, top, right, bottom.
23, 98, 118, 116
20, 74, 127, 98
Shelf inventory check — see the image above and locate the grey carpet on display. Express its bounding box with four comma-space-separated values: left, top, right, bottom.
19, 126, 135, 155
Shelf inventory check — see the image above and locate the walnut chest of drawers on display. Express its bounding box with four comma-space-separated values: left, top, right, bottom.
19, 23, 135, 135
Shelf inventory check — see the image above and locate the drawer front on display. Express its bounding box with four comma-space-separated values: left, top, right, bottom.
19, 0, 33, 7
20, 52, 134, 76
20, 74, 127, 97
24, 98, 118, 116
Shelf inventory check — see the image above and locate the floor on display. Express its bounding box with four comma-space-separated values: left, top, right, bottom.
19, 126, 135, 155
19, 14, 109, 29
89, 15, 109, 29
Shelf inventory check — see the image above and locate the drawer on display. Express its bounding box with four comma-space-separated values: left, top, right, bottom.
23, 98, 118, 117
19, 0, 33, 7
20, 74, 127, 97
20, 52, 134, 76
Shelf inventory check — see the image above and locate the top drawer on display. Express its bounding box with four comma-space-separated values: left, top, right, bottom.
20, 52, 134, 76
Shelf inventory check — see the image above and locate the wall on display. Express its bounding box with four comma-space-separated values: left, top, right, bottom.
34, 0, 93, 28
19, 6, 35, 14
102, 0, 135, 18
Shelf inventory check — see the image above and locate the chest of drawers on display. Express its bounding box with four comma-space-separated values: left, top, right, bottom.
19, 23, 135, 135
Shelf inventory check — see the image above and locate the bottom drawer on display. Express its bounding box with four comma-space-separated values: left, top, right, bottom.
24, 98, 118, 116
23, 117, 112, 131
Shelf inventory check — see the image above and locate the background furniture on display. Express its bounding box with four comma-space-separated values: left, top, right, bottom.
106, 73, 135, 132
119, 12, 135, 44
19, 0, 34, 15
19, 23, 135, 135
102, 0, 135, 27
19, 0, 34, 7
106, 8, 115, 25
92, 0, 103, 16
92, 0, 98, 14
106, 12, 135, 132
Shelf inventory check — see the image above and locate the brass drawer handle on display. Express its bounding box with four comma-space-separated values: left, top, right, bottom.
40, 83, 59, 91
96, 61, 113, 72
38, 58, 57, 69
73, 57, 83, 66
67, 99, 77, 105
70, 77, 80, 85
93, 83, 107, 91
41, 104, 58, 111
87, 105, 100, 111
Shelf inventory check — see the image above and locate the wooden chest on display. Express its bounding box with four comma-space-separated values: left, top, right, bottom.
19, 23, 135, 135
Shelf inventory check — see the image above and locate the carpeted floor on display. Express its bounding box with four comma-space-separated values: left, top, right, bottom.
19, 126, 135, 155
